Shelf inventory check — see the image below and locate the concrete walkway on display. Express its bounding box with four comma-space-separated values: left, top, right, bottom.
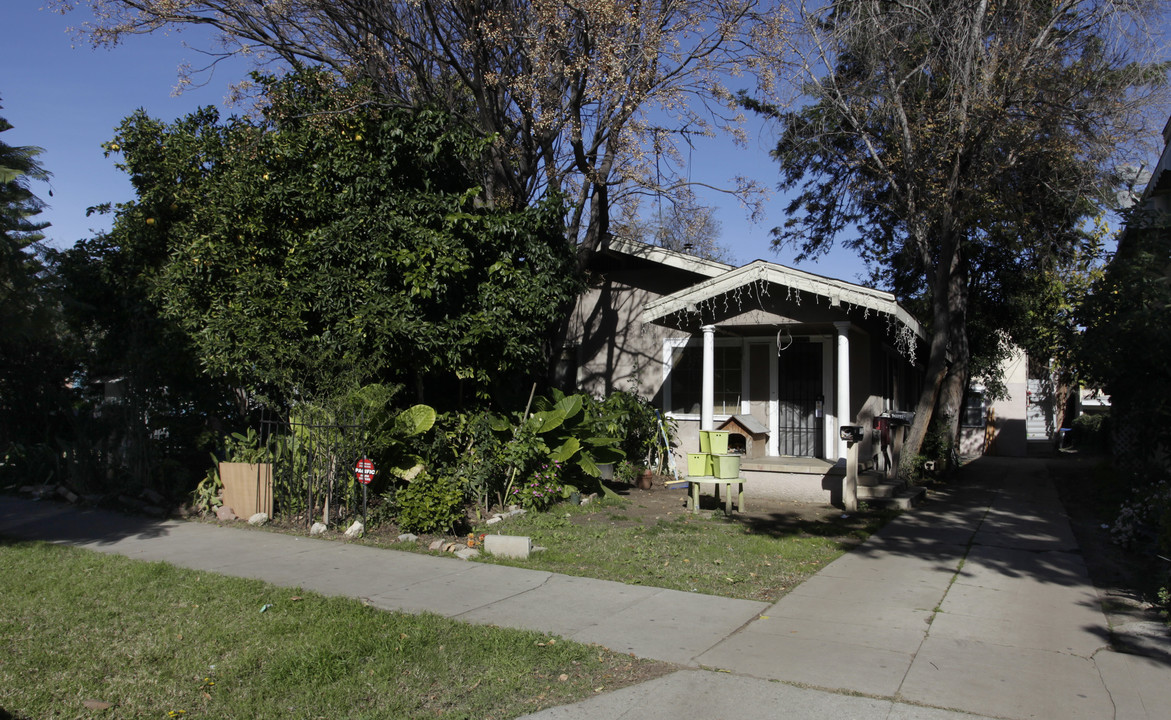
2, 457, 1168, 719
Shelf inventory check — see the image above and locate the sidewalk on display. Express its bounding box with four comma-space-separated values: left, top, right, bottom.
2, 456, 1168, 719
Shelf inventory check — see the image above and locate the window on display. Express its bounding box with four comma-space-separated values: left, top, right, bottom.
666, 341, 742, 416
962, 390, 986, 427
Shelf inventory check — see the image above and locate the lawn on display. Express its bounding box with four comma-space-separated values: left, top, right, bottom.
0, 540, 672, 720
464, 490, 901, 602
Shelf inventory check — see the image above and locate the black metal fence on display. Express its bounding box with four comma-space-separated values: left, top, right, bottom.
260, 407, 368, 528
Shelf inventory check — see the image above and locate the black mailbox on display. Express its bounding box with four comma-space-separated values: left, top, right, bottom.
890, 410, 915, 426
839, 425, 864, 444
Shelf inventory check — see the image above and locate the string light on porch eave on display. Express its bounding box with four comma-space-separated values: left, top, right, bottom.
885, 314, 918, 364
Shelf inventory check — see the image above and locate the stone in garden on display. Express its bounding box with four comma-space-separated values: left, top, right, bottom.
484, 534, 532, 559
428, 539, 445, 551
397, 533, 418, 543
486, 516, 503, 525
56, 486, 79, 503
248, 512, 269, 526
215, 505, 238, 522
309, 521, 328, 536
344, 521, 364, 539
454, 548, 480, 560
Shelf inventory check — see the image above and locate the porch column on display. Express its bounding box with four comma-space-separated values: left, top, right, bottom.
701, 325, 716, 430
834, 321, 851, 461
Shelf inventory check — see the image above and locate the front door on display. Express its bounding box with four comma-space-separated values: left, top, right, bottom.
777, 340, 824, 457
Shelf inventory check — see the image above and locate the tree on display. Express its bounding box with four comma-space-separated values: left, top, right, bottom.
0, 98, 50, 317
58, 0, 789, 264
612, 196, 731, 262
0, 98, 71, 452
745, 0, 1168, 462
99, 68, 580, 408
1081, 204, 1171, 466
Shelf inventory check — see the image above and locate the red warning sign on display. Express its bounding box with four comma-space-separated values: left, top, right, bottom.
354, 458, 376, 485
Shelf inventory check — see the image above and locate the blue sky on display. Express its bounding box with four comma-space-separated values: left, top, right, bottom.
2, 3, 869, 281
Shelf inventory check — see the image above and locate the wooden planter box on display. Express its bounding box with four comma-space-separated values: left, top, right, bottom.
218, 462, 273, 518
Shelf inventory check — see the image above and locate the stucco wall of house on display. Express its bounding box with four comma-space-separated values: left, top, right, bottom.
570, 279, 674, 401
959, 347, 1029, 457
991, 348, 1030, 456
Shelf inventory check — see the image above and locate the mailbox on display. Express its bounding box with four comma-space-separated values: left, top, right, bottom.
889, 410, 915, 426
839, 425, 864, 444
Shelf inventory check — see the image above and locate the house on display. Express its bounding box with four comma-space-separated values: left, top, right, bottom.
566, 237, 927, 504
955, 348, 1041, 459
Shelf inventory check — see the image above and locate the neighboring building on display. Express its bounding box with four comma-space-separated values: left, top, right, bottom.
957, 349, 1072, 459
957, 348, 1030, 459
566, 237, 927, 504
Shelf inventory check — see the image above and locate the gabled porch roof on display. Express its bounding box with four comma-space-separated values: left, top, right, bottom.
640, 259, 926, 343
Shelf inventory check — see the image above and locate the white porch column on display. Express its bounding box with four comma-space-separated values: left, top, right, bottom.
701, 325, 716, 431
834, 321, 851, 461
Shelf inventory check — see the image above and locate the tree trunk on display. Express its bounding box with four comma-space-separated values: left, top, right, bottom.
902, 229, 964, 464
937, 253, 971, 471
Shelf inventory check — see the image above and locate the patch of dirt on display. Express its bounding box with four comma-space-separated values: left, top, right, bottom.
221, 472, 888, 553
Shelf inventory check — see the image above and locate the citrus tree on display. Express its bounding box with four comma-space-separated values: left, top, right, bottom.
101, 69, 579, 408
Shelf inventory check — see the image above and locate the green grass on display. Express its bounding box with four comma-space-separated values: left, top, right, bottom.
0, 541, 670, 720
469, 499, 899, 602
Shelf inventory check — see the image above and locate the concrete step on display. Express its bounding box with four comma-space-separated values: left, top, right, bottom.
858, 485, 927, 510
857, 481, 902, 498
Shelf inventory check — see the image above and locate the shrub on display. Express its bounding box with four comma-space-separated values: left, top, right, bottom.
596, 391, 661, 465
511, 463, 565, 512
1070, 411, 1108, 450
394, 472, 466, 535
1111, 462, 1171, 554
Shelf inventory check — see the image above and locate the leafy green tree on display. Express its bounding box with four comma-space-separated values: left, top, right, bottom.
0, 98, 73, 455
745, 0, 1167, 462
49, 231, 239, 496
0, 99, 49, 299
102, 69, 580, 408
1081, 206, 1171, 462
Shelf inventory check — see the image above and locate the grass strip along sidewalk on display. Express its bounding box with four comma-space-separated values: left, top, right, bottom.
462, 497, 900, 603
0, 541, 672, 720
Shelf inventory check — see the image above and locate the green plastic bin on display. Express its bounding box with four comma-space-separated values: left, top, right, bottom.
686, 453, 712, 477
711, 454, 741, 479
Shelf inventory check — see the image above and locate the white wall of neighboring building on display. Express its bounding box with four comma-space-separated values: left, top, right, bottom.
958, 346, 1029, 457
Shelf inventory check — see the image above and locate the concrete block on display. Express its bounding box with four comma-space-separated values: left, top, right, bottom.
484, 534, 532, 559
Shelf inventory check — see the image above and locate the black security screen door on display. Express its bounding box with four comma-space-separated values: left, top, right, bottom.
777, 341, 824, 457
